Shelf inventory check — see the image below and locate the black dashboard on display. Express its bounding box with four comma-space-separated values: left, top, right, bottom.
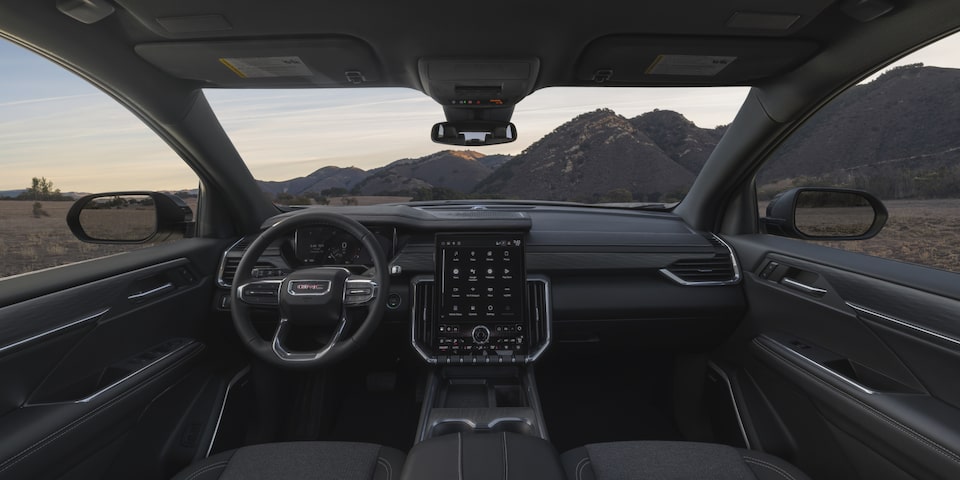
216, 203, 746, 356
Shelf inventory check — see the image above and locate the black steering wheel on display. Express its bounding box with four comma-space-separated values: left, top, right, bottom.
230, 211, 388, 369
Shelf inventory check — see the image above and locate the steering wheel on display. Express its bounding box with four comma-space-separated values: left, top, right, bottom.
230, 211, 388, 369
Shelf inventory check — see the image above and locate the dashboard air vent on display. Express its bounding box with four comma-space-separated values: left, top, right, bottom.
660, 234, 740, 286
217, 237, 260, 287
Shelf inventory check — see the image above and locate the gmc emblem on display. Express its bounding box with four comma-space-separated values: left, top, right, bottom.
287, 280, 332, 296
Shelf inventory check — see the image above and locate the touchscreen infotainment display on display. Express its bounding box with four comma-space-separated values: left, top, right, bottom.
435, 234, 525, 324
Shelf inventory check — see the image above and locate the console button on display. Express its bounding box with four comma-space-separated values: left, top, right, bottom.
472, 325, 491, 344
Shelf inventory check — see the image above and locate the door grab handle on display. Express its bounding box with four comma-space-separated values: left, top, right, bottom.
128, 282, 174, 301
781, 277, 827, 297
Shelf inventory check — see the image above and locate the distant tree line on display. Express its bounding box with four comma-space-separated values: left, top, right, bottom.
0, 177, 72, 201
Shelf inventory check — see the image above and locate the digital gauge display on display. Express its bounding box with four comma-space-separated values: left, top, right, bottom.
295, 227, 363, 265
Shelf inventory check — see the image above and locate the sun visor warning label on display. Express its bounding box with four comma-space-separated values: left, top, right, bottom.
219, 56, 313, 78
645, 55, 737, 76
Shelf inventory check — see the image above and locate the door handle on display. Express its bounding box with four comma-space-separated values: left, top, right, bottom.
127, 282, 174, 301
781, 277, 827, 297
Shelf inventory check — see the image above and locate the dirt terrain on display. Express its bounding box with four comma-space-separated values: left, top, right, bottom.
2, 198, 957, 279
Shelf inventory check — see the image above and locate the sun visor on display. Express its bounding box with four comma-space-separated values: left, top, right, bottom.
135, 38, 382, 87
418, 58, 540, 108
575, 36, 819, 86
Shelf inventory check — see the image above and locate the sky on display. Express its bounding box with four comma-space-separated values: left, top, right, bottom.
1, 32, 960, 193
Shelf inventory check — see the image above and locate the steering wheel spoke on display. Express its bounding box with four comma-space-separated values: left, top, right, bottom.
344, 276, 379, 306
236, 279, 282, 306
271, 316, 349, 362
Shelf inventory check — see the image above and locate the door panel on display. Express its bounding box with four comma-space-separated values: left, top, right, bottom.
0, 239, 224, 480
722, 234, 960, 480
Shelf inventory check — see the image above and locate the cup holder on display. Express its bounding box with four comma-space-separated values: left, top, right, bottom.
430, 419, 476, 437
489, 418, 535, 435
430, 418, 535, 438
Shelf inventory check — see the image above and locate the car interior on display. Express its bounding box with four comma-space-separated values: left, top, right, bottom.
1, 0, 960, 479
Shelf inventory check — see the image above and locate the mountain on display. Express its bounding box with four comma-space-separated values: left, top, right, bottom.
759, 64, 960, 199
354, 150, 496, 195
257, 166, 368, 196
630, 110, 725, 175
474, 109, 696, 202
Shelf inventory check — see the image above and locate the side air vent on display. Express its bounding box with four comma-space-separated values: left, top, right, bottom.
411, 279, 435, 360
217, 237, 259, 287
526, 278, 551, 361
660, 234, 740, 286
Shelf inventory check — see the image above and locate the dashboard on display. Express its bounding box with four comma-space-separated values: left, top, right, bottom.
216, 203, 747, 357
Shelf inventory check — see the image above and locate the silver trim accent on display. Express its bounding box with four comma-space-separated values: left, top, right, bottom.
271, 316, 349, 362
781, 277, 827, 297
127, 282, 174, 301
287, 280, 333, 296
659, 233, 741, 286
0, 308, 109, 356
217, 237, 247, 288
763, 335, 876, 395
67, 341, 194, 404
706, 362, 751, 449
205, 366, 250, 458
848, 302, 960, 349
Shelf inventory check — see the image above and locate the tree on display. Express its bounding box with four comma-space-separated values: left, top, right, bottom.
18, 177, 69, 201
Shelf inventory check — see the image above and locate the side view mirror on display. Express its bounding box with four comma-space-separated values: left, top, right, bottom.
762, 188, 888, 240
67, 192, 194, 244
431, 121, 517, 146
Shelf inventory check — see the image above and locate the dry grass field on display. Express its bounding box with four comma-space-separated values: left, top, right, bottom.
2, 198, 957, 279
0, 199, 195, 278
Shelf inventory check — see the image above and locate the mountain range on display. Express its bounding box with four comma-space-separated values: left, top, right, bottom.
258, 64, 960, 203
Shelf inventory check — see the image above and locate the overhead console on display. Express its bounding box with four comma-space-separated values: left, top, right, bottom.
412, 233, 550, 365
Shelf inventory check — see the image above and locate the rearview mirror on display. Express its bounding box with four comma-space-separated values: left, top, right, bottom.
762, 188, 887, 240
431, 121, 517, 146
67, 192, 194, 244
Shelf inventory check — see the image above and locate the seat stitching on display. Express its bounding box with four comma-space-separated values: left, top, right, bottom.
575, 457, 591, 480
755, 341, 960, 466
0, 351, 199, 475
182, 461, 229, 480
376, 457, 392, 480
458, 432, 463, 480
502, 432, 509, 480
743, 456, 797, 480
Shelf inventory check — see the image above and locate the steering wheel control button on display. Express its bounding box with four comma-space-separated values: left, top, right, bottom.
238, 282, 281, 305
472, 325, 491, 344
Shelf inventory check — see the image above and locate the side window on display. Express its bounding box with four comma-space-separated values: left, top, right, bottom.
0, 41, 199, 279
757, 33, 960, 273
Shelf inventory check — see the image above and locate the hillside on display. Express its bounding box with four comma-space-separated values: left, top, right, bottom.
474, 109, 696, 202
759, 64, 960, 199
354, 150, 494, 195
257, 166, 368, 196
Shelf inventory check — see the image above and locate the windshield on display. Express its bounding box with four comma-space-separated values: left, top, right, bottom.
204, 86, 749, 206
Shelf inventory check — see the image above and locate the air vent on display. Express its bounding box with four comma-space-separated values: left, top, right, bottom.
660, 234, 740, 286
526, 279, 550, 360
412, 280, 435, 358
216, 237, 259, 287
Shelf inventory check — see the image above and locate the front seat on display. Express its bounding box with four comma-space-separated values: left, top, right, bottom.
172, 442, 405, 480
562, 441, 811, 480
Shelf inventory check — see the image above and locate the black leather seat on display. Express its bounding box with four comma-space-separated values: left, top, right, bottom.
562, 441, 811, 480
171, 442, 405, 480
